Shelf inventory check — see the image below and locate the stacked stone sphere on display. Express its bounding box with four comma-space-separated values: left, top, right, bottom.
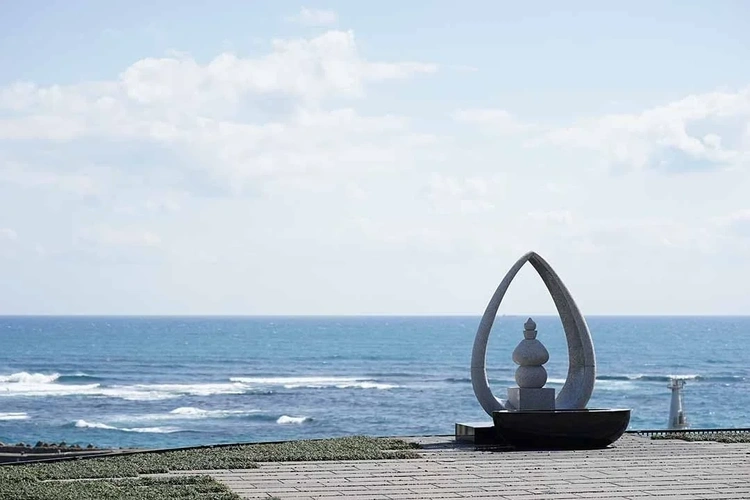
512, 318, 549, 388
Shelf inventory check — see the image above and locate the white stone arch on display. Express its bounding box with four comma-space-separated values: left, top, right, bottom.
471, 251, 596, 415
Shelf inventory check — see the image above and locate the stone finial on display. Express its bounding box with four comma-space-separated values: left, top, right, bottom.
523, 318, 537, 339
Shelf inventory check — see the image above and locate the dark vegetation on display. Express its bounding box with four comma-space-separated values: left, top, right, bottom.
651, 431, 750, 444
0, 436, 419, 500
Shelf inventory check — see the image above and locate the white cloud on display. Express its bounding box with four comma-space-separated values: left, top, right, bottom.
2, 16, 750, 315
526, 210, 573, 226
539, 215, 735, 255
186, 108, 433, 193
113, 190, 186, 215
0, 31, 437, 122
289, 7, 338, 27
716, 209, 750, 238
537, 87, 750, 172
451, 89, 750, 174
0, 33, 437, 145
356, 216, 457, 252
592, 219, 717, 251
0, 228, 17, 241
452, 108, 532, 134
0, 30, 438, 196
0, 162, 102, 197
78, 226, 162, 248
426, 173, 504, 214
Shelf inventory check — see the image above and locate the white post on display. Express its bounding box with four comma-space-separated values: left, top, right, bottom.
668, 378, 688, 430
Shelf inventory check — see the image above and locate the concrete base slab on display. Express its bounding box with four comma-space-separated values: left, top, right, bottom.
454, 422, 513, 446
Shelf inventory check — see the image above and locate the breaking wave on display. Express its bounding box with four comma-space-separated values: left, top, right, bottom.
1, 372, 395, 401
0, 372, 60, 384
72, 420, 183, 434
276, 415, 312, 425
229, 376, 397, 390
168, 407, 257, 419
114, 407, 261, 423
0, 412, 29, 421
546, 378, 567, 385
0, 371, 255, 400
111, 410, 314, 427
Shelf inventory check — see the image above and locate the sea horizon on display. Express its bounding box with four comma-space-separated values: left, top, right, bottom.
3, 314, 750, 318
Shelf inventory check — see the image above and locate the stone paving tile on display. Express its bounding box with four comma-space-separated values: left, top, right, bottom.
386, 494, 463, 499
200, 435, 750, 500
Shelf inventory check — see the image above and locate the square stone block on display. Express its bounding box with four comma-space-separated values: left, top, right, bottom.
507, 387, 555, 410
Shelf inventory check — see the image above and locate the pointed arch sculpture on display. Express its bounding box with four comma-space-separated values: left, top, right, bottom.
471, 251, 596, 415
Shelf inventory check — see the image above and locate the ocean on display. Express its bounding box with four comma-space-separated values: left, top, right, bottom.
1, 316, 748, 449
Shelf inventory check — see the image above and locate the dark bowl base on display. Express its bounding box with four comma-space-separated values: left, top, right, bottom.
492, 408, 631, 450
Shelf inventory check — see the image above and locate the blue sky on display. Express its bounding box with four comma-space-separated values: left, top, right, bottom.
1, 1, 749, 314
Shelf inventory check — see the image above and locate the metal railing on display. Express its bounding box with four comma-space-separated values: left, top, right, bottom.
627, 428, 750, 438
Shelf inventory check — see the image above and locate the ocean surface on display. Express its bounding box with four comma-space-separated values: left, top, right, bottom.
1, 316, 748, 449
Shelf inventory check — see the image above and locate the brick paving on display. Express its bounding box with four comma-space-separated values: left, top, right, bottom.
173, 435, 750, 499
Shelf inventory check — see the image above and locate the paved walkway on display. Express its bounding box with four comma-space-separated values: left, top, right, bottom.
178, 435, 750, 499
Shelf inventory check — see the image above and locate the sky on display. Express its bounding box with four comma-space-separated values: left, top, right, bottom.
1, 1, 749, 315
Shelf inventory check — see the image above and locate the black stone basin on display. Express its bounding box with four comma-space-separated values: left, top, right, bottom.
492, 408, 631, 450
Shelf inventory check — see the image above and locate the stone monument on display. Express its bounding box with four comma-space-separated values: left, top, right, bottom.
507, 318, 555, 410
455, 251, 630, 449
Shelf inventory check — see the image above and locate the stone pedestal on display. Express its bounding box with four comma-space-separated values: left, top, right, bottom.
507, 387, 556, 411
506, 318, 556, 411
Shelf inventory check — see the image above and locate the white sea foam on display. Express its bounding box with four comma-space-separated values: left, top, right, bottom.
0, 372, 252, 401
0, 379, 102, 397
0, 372, 60, 384
336, 381, 397, 390
230, 376, 396, 390
596, 380, 637, 391
74, 420, 181, 433
75, 420, 118, 430
669, 374, 700, 380
169, 407, 256, 419
0, 372, 393, 401
276, 415, 312, 424
0, 412, 29, 421
0, 381, 155, 399
100, 388, 178, 401
0, 371, 103, 399
115, 407, 259, 422
95, 382, 253, 401
96, 383, 249, 401
546, 376, 637, 391
124, 426, 183, 434
546, 378, 567, 385
129, 383, 248, 397
598, 373, 704, 382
